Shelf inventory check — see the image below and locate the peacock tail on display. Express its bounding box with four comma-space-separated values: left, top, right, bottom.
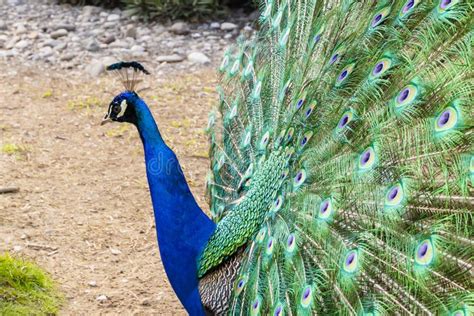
200, 0, 473, 314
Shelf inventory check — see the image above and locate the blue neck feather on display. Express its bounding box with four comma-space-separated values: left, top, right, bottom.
132, 96, 216, 315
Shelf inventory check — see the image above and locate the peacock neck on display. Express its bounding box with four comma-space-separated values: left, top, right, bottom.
133, 97, 216, 316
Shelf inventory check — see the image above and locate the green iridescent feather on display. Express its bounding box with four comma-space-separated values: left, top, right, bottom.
200, 0, 474, 314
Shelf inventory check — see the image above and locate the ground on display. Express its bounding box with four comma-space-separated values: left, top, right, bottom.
0, 60, 217, 315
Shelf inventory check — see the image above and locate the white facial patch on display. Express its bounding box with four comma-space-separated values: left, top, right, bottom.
117, 99, 128, 118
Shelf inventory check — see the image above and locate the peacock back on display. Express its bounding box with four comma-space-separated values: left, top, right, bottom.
201, 0, 473, 314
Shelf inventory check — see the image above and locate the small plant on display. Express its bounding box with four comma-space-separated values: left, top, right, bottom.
67, 96, 105, 111
0, 253, 62, 315
105, 125, 131, 138
42, 90, 53, 98
1, 143, 28, 157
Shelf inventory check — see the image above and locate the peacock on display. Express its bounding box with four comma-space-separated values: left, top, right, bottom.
99, 0, 473, 314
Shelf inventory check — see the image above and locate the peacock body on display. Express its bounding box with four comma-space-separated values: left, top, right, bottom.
101, 0, 473, 314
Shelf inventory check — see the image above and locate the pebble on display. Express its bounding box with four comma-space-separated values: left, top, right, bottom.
156, 54, 185, 63
60, 53, 76, 61
110, 248, 122, 255
169, 22, 189, 35
98, 34, 115, 45
50, 29, 68, 39
130, 45, 145, 53
125, 26, 137, 39
85, 39, 100, 52
0, 1, 242, 70
88, 280, 97, 287
15, 40, 29, 49
210, 22, 220, 29
187, 51, 210, 65
107, 14, 120, 22
221, 22, 238, 31
96, 294, 108, 302
86, 60, 105, 77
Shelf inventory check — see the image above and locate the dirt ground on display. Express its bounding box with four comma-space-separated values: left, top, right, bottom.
0, 60, 218, 315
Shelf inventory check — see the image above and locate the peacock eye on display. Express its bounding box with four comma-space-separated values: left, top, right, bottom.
113, 104, 121, 114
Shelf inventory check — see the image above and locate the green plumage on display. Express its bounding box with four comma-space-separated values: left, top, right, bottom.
200, 0, 474, 314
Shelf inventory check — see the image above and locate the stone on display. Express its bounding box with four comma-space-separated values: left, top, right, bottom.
187, 51, 210, 65
210, 22, 220, 29
220, 22, 238, 31
110, 248, 121, 255
50, 29, 68, 39
38, 46, 53, 58
130, 45, 144, 53
54, 42, 67, 51
14, 23, 27, 35
82, 5, 100, 16
85, 39, 100, 52
88, 280, 97, 287
5, 36, 20, 49
86, 60, 105, 77
60, 53, 76, 61
96, 294, 108, 302
109, 40, 128, 49
28, 31, 39, 39
98, 34, 115, 45
224, 33, 232, 40
0, 20, 7, 31
156, 54, 185, 63
51, 24, 76, 32
14, 40, 29, 49
107, 14, 120, 22
169, 22, 189, 35
124, 25, 137, 39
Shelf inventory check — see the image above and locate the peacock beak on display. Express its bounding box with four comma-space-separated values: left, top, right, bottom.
100, 116, 113, 125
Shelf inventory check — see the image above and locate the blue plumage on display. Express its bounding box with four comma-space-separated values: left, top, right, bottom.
104, 91, 215, 315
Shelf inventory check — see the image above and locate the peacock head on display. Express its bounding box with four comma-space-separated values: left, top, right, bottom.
101, 91, 139, 125
101, 61, 150, 126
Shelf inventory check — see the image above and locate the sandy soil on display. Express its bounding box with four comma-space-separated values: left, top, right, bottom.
0, 60, 217, 315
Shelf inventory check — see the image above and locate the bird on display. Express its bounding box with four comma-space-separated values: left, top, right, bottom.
100, 0, 473, 314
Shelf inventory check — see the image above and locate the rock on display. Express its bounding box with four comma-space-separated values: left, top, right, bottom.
82, 5, 100, 16
51, 24, 76, 32
187, 52, 210, 65
156, 54, 185, 63
103, 22, 116, 29
54, 42, 67, 51
14, 40, 29, 49
38, 46, 53, 58
125, 25, 137, 39
12, 245, 22, 252
107, 14, 120, 22
169, 22, 189, 35
96, 294, 108, 302
109, 40, 128, 49
5, 36, 20, 49
220, 22, 238, 31
224, 33, 232, 40
141, 298, 151, 306
28, 31, 39, 40
85, 39, 100, 52
98, 34, 115, 45
88, 280, 97, 287
14, 23, 27, 35
50, 29, 68, 39
110, 248, 122, 255
42, 39, 60, 48
130, 45, 144, 53
60, 53, 76, 61
0, 21, 7, 31
86, 60, 105, 77
210, 22, 220, 29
